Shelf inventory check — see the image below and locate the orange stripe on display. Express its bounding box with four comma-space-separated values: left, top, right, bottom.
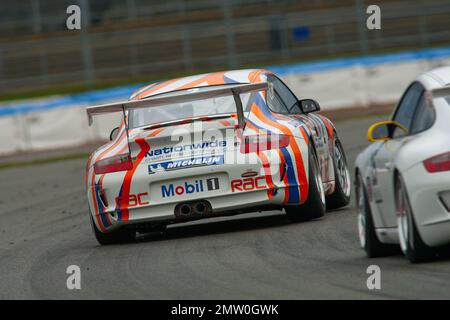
249, 69, 271, 83
136, 78, 181, 100
95, 124, 127, 162
246, 121, 283, 201
146, 128, 165, 138
298, 126, 309, 144
252, 106, 308, 203
219, 120, 231, 127
318, 115, 334, 140
174, 71, 227, 90
258, 152, 276, 200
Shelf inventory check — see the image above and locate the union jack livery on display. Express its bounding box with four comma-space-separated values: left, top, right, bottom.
86, 69, 351, 245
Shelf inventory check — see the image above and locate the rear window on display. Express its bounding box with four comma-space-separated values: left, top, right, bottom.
129, 86, 255, 128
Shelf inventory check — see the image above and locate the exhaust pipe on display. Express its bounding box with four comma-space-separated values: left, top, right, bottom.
193, 202, 207, 214
175, 200, 212, 219
179, 203, 192, 216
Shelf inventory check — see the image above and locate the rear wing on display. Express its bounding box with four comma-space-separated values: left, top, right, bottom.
431, 85, 450, 99
86, 82, 268, 129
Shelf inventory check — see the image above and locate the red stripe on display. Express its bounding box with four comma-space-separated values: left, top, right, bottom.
119, 138, 150, 221
252, 106, 308, 203
318, 115, 334, 140
245, 121, 280, 201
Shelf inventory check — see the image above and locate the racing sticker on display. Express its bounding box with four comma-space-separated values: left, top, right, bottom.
230, 177, 266, 192
144, 140, 227, 162
148, 155, 224, 174
161, 178, 220, 198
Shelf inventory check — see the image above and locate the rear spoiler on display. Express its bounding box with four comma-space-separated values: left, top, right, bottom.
431, 85, 450, 99
86, 82, 268, 128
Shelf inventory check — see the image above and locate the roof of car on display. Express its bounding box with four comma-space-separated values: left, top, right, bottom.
424, 66, 450, 86
130, 69, 271, 100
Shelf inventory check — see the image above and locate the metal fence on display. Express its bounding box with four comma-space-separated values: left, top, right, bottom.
1, 0, 450, 94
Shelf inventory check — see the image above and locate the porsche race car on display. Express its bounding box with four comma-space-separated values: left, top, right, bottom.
355, 66, 450, 262
86, 69, 351, 245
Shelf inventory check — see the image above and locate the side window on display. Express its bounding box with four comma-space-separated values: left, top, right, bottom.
392, 82, 424, 138
266, 86, 289, 114
267, 75, 300, 114
410, 94, 435, 134
289, 102, 302, 114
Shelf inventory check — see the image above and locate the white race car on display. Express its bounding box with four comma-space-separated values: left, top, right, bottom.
355, 66, 450, 262
85, 69, 351, 245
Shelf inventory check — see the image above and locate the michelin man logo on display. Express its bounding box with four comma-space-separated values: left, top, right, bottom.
149, 164, 166, 174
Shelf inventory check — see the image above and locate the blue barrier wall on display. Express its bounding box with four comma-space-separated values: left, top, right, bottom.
1, 46, 450, 118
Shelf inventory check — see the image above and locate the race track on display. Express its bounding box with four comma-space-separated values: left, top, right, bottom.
1, 115, 449, 299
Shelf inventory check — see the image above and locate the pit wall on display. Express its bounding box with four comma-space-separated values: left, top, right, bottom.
1, 46, 450, 155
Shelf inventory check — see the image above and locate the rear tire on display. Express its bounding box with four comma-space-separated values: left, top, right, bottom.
396, 175, 435, 263
356, 174, 398, 258
89, 213, 134, 245
285, 147, 326, 222
327, 137, 351, 210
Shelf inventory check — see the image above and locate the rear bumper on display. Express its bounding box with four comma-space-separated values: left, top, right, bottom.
403, 163, 450, 247
100, 187, 287, 231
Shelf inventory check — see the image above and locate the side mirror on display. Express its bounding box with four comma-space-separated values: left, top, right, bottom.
109, 127, 120, 141
299, 99, 320, 113
367, 121, 408, 142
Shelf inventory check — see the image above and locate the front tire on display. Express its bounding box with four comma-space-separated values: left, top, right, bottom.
89, 214, 134, 245
396, 175, 434, 263
356, 174, 397, 258
285, 147, 326, 222
327, 137, 351, 210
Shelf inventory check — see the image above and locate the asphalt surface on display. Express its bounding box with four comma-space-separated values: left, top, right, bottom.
1, 114, 449, 299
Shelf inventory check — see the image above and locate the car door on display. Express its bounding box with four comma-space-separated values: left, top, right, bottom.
372, 82, 425, 227
266, 75, 330, 181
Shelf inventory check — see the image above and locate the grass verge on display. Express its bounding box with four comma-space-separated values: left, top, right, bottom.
0, 152, 89, 170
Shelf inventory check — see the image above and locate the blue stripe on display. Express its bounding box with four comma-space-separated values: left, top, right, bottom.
133, 81, 163, 98
0, 84, 142, 117
94, 181, 111, 228
280, 147, 300, 203
247, 119, 270, 133
223, 75, 239, 84
116, 186, 124, 221
268, 46, 450, 75
2, 45, 450, 118
253, 93, 274, 119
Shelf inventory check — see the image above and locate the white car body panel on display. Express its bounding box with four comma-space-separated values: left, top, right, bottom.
355, 66, 450, 247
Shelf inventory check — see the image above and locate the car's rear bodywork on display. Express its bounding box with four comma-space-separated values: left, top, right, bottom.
86, 69, 340, 233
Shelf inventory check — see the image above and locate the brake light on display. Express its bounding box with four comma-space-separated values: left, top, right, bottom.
423, 151, 450, 173
94, 154, 133, 174
240, 134, 290, 153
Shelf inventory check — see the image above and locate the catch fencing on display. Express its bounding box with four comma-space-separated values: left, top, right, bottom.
1, 0, 450, 93
1, 46, 449, 155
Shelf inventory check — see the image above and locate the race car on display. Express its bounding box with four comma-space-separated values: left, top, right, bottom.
355, 66, 450, 263
86, 69, 351, 245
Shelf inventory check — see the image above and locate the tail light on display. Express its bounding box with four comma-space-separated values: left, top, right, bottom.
423, 151, 450, 173
241, 134, 290, 153
94, 153, 133, 174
